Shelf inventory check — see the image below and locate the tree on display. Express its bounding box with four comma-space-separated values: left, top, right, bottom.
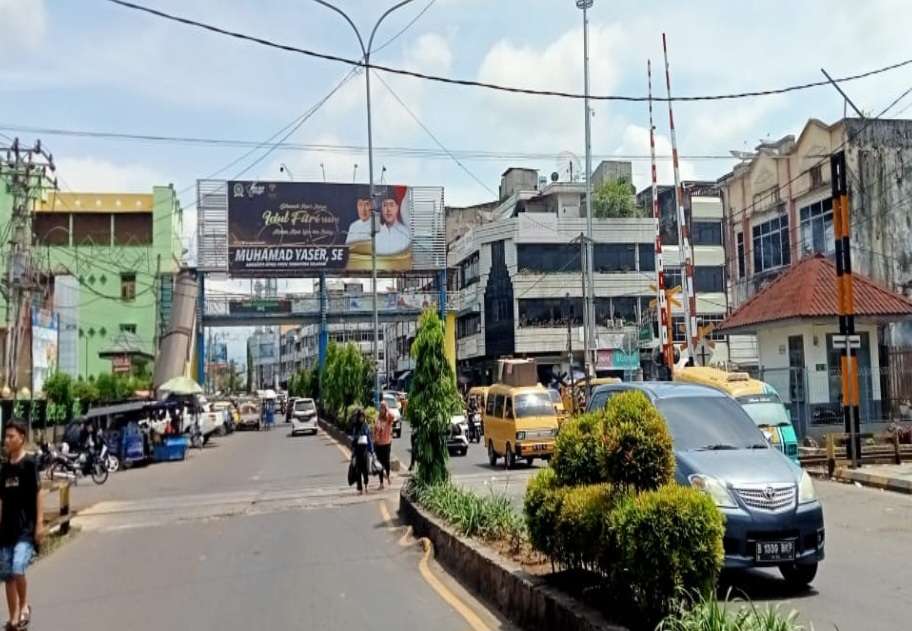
592, 178, 640, 219
408, 309, 461, 486
319, 343, 368, 422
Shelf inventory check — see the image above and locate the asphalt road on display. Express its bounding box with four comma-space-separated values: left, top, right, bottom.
30, 423, 514, 631
402, 420, 912, 630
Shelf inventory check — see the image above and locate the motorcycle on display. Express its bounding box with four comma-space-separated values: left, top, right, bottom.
46, 442, 110, 485
467, 411, 483, 444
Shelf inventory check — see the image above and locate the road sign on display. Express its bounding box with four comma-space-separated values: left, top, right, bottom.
831, 334, 861, 349
648, 284, 682, 309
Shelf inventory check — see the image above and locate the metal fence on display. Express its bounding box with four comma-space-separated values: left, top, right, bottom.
760, 358, 912, 439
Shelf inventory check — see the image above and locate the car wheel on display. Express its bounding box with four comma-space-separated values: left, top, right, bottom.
779, 562, 818, 588
106, 454, 120, 473
460, 447, 468, 456
487, 440, 498, 466
526, 458, 535, 467
505, 444, 515, 470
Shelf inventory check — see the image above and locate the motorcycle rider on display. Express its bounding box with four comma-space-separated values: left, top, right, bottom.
466, 397, 479, 443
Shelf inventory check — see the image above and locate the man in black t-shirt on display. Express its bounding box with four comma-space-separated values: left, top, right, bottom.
0, 420, 43, 629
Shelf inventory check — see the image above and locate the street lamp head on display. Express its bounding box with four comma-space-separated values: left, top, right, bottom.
576, 0, 594, 8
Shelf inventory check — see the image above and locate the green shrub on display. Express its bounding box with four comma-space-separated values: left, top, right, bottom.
601, 391, 675, 491
524, 467, 563, 554
413, 480, 524, 542
610, 484, 725, 624
658, 591, 808, 631
555, 482, 617, 571
552, 412, 605, 486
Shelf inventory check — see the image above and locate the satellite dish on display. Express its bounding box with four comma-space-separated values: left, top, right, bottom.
550, 172, 559, 182
555, 151, 583, 183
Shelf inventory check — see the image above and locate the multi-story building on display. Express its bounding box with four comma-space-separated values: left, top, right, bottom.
447, 164, 730, 385
717, 117, 912, 359
248, 327, 279, 390
3, 188, 184, 380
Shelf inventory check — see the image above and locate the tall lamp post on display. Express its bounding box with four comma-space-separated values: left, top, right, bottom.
312, 0, 417, 405
576, 0, 596, 379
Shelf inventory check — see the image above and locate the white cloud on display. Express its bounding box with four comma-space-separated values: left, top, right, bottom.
55, 156, 169, 193
0, 0, 46, 53
614, 124, 697, 191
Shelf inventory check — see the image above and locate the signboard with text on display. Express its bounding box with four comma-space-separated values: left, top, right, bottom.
227, 181, 415, 276
32, 308, 59, 394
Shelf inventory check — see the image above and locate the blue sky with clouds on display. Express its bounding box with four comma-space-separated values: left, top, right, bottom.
3, 0, 912, 362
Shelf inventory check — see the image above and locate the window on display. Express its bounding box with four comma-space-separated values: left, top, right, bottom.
693, 266, 724, 293
119, 323, 137, 334
696, 314, 727, 341
799, 198, 834, 256
458, 252, 480, 288
121, 273, 136, 301
736, 233, 745, 278
74, 212, 112, 246
665, 266, 682, 290
485, 393, 497, 416
516, 244, 580, 273
751, 213, 790, 273
457, 314, 481, 338
692, 221, 722, 246
594, 297, 638, 326
492, 394, 505, 417
593, 243, 635, 272
518, 298, 581, 328
33, 213, 70, 246
809, 165, 823, 189
638, 243, 655, 272
113, 213, 153, 246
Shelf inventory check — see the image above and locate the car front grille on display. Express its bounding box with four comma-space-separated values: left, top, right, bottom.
733, 484, 796, 512
523, 429, 554, 440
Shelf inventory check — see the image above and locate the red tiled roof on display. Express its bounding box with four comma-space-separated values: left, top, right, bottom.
718, 255, 912, 332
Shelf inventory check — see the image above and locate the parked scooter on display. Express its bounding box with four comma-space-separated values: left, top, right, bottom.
45, 442, 109, 485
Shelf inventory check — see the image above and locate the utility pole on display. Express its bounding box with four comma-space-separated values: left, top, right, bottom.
831, 151, 861, 468
662, 34, 697, 365
0, 139, 55, 393
577, 0, 597, 379
575, 234, 592, 396
565, 292, 576, 408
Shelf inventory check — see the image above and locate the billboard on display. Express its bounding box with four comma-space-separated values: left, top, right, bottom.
227, 181, 414, 276
32, 308, 59, 394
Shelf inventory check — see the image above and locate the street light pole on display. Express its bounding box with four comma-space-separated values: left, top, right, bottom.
577, 0, 596, 379
312, 0, 416, 406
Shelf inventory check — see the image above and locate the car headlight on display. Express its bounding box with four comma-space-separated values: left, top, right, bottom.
689, 474, 737, 508
515, 431, 526, 441
798, 470, 817, 504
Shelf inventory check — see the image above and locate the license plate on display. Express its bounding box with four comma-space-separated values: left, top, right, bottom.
755, 540, 795, 562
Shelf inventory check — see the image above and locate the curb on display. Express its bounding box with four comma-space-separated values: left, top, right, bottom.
317, 418, 401, 472
398, 489, 627, 631
834, 467, 912, 494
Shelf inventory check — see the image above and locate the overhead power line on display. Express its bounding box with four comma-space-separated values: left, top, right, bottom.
104, 0, 912, 103
0, 124, 736, 162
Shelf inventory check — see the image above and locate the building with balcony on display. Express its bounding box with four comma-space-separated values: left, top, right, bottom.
717, 117, 912, 362
448, 165, 730, 386
8, 188, 184, 381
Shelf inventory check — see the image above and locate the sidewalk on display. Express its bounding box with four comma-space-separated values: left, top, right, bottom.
834, 462, 912, 494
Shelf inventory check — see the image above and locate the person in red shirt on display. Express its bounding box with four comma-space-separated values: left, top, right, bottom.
374, 402, 394, 489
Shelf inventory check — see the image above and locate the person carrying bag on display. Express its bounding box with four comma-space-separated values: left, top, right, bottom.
349, 410, 373, 495
373, 402, 394, 489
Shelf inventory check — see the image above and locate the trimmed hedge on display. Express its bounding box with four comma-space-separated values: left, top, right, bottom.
610, 485, 725, 624
524, 467, 562, 554
551, 412, 605, 486
555, 482, 617, 572
601, 391, 676, 492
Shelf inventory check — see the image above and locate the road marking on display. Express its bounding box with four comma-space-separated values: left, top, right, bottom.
378, 500, 490, 631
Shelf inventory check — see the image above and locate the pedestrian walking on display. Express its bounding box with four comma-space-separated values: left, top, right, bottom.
350, 410, 373, 494
0, 420, 43, 630
374, 402, 394, 489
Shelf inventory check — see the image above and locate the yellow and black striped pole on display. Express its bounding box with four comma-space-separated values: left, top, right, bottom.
831, 151, 861, 467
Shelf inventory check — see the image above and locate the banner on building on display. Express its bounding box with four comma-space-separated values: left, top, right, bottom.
31, 308, 59, 395
596, 349, 640, 371
229, 299, 292, 315
227, 181, 415, 276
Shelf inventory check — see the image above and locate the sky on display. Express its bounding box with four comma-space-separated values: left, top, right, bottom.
3, 0, 912, 362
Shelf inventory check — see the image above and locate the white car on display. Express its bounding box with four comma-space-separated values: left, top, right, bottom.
447, 414, 470, 456
290, 398, 319, 436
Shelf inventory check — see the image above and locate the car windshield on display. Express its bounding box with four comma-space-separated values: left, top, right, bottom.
736, 396, 791, 428
514, 392, 555, 418
655, 396, 769, 451
295, 400, 316, 412
548, 390, 561, 403
383, 396, 400, 409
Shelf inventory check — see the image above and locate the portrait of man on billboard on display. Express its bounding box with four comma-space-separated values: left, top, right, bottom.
345, 197, 373, 244
375, 187, 410, 255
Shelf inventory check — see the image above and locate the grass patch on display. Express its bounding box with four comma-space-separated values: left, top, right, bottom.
658, 591, 808, 631
410, 480, 525, 544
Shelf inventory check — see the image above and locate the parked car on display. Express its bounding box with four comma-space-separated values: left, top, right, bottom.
382, 393, 403, 438
236, 401, 262, 431
447, 414, 469, 456
290, 398, 319, 436
210, 400, 236, 434
587, 382, 824, 587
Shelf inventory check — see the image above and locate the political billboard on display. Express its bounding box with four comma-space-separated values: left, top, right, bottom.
32, 308, 59, 395
227, 181, 413, 276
